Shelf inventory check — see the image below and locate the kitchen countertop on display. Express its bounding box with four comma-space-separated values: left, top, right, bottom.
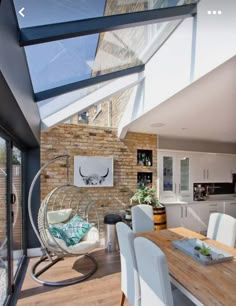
162, 194, 236, 206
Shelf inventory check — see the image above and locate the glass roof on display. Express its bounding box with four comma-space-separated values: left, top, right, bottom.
38, 80, 111, 119
25, 19, 181, 96
11, 0, 198, 127
14, 0, 190, 29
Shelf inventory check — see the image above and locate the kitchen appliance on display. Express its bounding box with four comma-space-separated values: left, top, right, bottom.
193, 184, 207, 201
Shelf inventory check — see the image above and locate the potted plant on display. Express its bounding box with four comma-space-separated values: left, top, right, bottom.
130, 186, 166, 230
198, 243, 212, 261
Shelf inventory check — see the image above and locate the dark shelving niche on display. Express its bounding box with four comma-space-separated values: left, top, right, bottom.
137, 149, 153, 166
137, 172, 153, 188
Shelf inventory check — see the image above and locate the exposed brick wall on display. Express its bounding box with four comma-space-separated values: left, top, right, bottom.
41, 124, 157, 236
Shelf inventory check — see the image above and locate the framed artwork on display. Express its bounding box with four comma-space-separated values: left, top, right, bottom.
74, 156, 113, 187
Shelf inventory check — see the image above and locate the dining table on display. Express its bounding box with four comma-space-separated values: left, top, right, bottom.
136, 227, 236, 306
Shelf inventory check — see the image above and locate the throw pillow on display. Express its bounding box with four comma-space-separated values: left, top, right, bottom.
49, 223, 75, 247
62, 214, 93, 246
49, 214, 93, 247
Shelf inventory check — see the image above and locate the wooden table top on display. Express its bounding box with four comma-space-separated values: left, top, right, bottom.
136, 227, 236, 306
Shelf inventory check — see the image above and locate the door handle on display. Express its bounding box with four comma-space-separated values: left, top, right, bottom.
185, 207, 187, 217
11, 211, 14, 223
207, 170, 209, 179
179, 184, 181, 193
11, 193, 16, 204
181, 206, 183, 218
174, 183, 177, 194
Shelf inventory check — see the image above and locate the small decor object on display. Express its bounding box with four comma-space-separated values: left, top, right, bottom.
130, 186, 166, 230
137, 149, 152, 166
172, 238, 232, 265
137, 172, 152, 188
74, 156, 113, 187
198, 243, 212, 262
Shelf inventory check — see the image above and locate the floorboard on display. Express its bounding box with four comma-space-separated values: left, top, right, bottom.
17, 249, 131, 306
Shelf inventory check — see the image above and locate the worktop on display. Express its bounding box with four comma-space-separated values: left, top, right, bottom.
162, 194, 236, 206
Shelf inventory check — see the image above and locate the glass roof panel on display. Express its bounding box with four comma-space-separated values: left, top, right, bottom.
25, 18, 181, 95
38, 80, 111, 119
14, 0, 192, 29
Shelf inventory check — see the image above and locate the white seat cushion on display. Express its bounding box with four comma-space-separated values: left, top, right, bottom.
47, 209, 72, 224
46, 226, 99, 255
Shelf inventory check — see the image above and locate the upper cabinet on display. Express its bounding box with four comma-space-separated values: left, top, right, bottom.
158, 151, 192, 203
191, 153, 234, 183
158, 150, 236, 203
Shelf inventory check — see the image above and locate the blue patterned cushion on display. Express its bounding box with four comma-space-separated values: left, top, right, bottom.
49, 224, 75, 247
62, 214, 93, 245
49, 214, 93, 247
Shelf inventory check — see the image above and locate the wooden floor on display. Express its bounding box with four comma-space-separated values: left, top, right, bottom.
17, 249, 131, 306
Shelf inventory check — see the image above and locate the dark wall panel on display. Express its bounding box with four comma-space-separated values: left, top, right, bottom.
0, 0, 40, 144
25, 147, 40, 248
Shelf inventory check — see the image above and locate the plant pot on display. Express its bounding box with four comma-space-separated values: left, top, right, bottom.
199, 253, 211, 262
153, 206, 166, 230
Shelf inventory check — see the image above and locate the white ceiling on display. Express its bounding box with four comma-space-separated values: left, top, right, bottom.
127, 56, 236, 143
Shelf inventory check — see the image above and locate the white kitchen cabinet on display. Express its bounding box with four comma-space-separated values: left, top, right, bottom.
158, 151, 192, 203
191, 153, 234, 183
165, 204, 200, 232
197, 202, 223, 235
224, 202, 236, 218
229, 155, 236, 173
165, 201, 227, 235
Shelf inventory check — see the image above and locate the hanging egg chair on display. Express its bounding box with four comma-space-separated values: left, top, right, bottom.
28, 154, 100, 286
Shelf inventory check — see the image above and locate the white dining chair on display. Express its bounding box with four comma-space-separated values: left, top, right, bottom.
207, 213, 236, 247
116, 222, 141, 306
131, 204, 154, 233
134, 237, 195, 306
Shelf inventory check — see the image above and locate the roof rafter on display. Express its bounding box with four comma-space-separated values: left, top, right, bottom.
20, 4, 197, 46
41, 71, 145, 130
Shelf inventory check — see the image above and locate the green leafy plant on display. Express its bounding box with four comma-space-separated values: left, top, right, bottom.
130, 186, 161, 208
199, 243, 211, 256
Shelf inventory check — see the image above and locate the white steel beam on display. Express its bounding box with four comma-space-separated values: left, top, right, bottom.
41, 71, 145, 130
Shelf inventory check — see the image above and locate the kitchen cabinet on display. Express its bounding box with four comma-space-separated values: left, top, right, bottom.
197, 202, 223, 235
165, 204, 200, 232
158, 151, 192, 203
224, 202, 236, 218
191, 153, 233, 183
166, 201, 227, 235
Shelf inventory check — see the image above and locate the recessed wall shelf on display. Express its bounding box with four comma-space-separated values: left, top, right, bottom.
137, 150, 152, 167
137, 172, 152, 188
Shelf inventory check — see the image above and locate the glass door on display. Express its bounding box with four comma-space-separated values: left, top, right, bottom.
0, 133, 25, 306
178, 154, 192, 201
0, 137, 8, 306
158, 152, 177, 203
12, 146, 23, 279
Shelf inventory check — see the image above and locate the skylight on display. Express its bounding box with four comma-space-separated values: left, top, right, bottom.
14, 0, 192, 29
11, 0, 198, 127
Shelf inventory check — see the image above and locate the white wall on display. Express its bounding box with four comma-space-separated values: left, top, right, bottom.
194, 0, 236, 80
144, 17, 193, 113
118, 0, 236, 136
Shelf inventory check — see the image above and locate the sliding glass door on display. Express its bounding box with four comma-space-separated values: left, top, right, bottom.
12, 146, 23, 279
0, 134, 25, 306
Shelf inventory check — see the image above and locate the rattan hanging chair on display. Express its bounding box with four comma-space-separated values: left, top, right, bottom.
28, 155, 100, 286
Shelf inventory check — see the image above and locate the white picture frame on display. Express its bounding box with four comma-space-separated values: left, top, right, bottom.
74, 156, 113, 187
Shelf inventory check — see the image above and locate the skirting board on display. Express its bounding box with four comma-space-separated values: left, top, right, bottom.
27, 248, 42, 257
